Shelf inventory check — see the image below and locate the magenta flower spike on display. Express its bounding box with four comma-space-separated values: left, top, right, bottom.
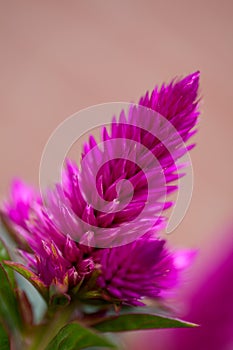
75, 72, 199, 218
2, 72, 200, 307
46, 71, 199, 248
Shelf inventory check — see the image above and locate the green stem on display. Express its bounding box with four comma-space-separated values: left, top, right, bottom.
26, 307, 72, 350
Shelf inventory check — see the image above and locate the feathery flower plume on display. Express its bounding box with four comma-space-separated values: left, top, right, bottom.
46, 71, 199, 248
2, 72, 200, 306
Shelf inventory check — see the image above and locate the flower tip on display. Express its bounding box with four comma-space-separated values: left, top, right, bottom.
190, 70, 200, 79
185, 71, 200, 87
176, 71, 200, 103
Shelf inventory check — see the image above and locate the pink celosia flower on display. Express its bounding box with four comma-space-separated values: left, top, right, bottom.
2, 72, 200, 306
46, 71, 199, 248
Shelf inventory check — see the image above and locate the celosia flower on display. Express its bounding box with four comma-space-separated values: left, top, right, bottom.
2, 72, 200, 306
46, 71, 199, 248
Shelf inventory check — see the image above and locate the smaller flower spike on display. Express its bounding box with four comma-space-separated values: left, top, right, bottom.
3, 179, 41, 230
94, 235, 179, 306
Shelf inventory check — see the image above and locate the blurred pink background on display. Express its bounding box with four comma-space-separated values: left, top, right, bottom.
0, 1, 233, 348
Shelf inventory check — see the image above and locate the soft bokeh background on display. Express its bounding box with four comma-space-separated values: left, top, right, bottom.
0, 1, 233, 349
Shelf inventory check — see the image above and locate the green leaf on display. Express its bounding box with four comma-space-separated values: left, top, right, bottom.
93, 313, 198, 332
0, 322, 10, 350
0, 263, 22, 331
46, 322, 116, 350
0, 239, 15, 288
3, 261, 48, 300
